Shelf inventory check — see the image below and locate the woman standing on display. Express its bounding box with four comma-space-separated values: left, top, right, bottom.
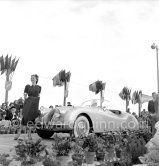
14, 74, 41, 140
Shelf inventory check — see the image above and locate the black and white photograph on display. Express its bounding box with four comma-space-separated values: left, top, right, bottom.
0, 0, 159, 165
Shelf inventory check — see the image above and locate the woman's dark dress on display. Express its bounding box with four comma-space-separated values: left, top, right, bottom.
22, 84, 41, 126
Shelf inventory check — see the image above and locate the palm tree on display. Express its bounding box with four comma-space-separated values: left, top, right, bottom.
0, 55, 19, 104
52, 70, 71, 106
89, 80, 106, 107
119, 87, 131, 112
131, 90, 142, 116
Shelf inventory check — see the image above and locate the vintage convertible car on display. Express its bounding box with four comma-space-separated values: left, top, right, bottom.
36, 99, 139, 138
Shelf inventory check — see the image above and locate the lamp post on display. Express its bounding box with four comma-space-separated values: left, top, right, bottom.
151, 43, 159, 120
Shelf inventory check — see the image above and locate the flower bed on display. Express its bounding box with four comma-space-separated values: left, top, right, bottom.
0, 128, 152, 166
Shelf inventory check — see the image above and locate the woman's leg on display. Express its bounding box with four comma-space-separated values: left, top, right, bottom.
26, 120, 35, 140
14, 125, 22, 140
14, 118, 25, 140
27, 127, 32, 140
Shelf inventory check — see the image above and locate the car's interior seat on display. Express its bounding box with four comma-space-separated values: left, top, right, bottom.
109, 109, 122, 115
91, 103, 97, 107
91, 99, 97, 107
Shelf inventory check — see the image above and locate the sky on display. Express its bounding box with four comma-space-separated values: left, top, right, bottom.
0, 0, 158, 114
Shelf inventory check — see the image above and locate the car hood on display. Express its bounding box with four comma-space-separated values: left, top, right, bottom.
55, 106, 79, 114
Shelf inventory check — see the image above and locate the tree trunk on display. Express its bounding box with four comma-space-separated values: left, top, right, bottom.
126, 100, 129, 112
138, 102, 142, 117
100, 91, 103, 107
5, 73, 9, 104
63, 81, 67, 106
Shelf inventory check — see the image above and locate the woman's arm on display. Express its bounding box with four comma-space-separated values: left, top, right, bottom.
24, 85, 29, 100
38, 86, 41, 97
24, 93, 28, 100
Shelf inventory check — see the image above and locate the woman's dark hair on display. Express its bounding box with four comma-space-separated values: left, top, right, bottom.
32, 74, 39, 84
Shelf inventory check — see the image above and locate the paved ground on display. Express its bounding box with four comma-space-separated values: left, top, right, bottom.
0, 133, 53, 154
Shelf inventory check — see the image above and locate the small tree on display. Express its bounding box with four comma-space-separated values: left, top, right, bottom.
119, 87, 131, 112
0, 55, 19, 104
131, 90, 142, 116
52, 70, 71, 106
89, 80, 106, 107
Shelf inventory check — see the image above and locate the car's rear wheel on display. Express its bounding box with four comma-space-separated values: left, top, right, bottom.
73, 116, 90, 137
36, 128, 54, 139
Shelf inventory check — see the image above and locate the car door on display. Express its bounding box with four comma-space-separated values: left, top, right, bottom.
93, 108, 128, 133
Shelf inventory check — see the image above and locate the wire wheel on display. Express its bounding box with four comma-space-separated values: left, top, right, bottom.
73, 116, 90, 137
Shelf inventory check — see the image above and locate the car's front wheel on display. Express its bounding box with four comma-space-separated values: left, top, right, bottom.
36, 128, 54, 139
73, 116, 90, 137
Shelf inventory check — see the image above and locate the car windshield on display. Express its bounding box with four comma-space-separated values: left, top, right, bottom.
80, 99, 110, 109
